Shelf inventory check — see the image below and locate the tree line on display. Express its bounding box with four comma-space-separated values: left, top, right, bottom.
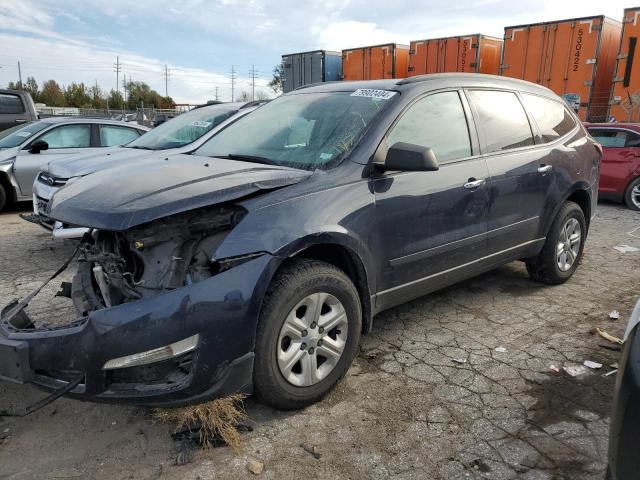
7, 77, 176, 110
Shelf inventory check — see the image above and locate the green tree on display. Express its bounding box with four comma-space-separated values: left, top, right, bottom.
89, 84, 107, 109
124, 80, 175, 109
7, 80, 22, 90
64, 82, 92, 108
269, 64, 283, 94
106, 89, 125, 110
23, 77, 39, 102
39, 80, 65, 106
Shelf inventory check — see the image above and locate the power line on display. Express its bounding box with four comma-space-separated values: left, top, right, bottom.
215, 86, 219, 101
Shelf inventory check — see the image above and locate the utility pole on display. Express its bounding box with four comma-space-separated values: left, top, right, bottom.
214, 86, 219, 102
249, 65, 257, 101
17, 61, 22, 89
230, 65, 237, 102
164, 64, 170, 98
113, 56, 121, 96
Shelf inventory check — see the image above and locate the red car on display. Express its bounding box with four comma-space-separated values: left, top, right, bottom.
585, 123, 640, 211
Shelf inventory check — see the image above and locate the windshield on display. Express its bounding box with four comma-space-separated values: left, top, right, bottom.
127, 105, 237, 150
195, 91, 396, 170
0, 121, 51, 148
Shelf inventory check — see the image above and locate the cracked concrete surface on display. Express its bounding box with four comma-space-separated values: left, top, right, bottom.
0, 201, 638, 480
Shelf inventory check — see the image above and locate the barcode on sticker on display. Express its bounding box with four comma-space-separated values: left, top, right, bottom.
350, 89, 397, 100
191, 121, 212, 128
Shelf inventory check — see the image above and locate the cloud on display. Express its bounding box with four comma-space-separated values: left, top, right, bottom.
0, 0, 631, 102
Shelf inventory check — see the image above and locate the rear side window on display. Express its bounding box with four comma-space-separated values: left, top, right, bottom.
521, 94, 576, 142
589, 129, 640, 148
100, 125, 141, 146
0, 93, 25, 114
468, 90, 534, 153
386, 91, 472, 162
37, 125, 91, 149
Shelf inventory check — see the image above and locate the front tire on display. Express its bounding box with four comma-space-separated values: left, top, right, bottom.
526, 201, 586, 285
253, 259, 362, 410
624, 177, 640, 211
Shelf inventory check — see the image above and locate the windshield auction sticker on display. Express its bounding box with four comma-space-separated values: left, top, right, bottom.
191, 121, 212, 128
350, 89, 397, 100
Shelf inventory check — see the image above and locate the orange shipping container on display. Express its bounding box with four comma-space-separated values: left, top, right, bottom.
342, 43, 409, 80
609, 7, 640, 122
502, 16, 622, 121
408, 34, 503, 76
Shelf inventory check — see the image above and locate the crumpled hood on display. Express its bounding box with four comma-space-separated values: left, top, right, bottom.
49, 153, 312, 231
46, 146, 138, 178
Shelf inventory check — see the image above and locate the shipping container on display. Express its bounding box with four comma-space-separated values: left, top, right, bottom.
609, 7, 640, 122
408, 34, 503, 76
502, 16, 622, 121
342, 43, 409, 81
281, 50, 342, 93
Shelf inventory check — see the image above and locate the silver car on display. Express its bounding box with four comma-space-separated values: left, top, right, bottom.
0, 118, 148, 211
31, 102, 264, 238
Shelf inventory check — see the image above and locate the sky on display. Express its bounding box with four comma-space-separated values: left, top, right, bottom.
0, 0, 632, 104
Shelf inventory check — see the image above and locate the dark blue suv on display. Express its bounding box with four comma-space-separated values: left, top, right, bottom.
0, 74, 601, 410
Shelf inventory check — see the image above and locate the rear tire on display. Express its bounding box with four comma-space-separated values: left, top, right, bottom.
526, 201, 586, 285
0, 183, 7, 212
253, 259, 362, 410
624, 177, 640, 211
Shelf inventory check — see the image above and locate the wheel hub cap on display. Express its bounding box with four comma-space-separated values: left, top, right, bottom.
277, 292, 348, 387
556, 218, 582, 272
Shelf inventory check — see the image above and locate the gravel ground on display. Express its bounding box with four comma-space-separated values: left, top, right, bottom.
0, 201, 639, 480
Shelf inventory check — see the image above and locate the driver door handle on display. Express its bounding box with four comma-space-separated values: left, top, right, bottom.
538, 164, 553, 173
463, 178, 485, 190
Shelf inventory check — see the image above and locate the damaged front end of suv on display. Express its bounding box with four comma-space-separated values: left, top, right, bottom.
0, 154, 311, 406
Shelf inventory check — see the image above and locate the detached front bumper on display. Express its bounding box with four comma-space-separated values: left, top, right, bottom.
0, 254, 278, 407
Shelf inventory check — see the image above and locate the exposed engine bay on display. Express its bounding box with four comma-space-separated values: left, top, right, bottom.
72, 205, 247, 316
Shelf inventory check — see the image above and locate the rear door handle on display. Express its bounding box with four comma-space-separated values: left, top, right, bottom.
538, 165, 553, 173
463, 178, 485, 190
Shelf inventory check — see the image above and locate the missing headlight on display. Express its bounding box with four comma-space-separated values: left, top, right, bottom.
72, 205, 246, 314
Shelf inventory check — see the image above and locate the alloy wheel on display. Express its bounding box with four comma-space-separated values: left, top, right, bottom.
556, 217, 582, 272
632, 185, 640, 209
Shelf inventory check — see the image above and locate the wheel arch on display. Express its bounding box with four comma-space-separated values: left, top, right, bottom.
545, 183, 592, 237
274, 234, 375, 335
0, 170, 17, 204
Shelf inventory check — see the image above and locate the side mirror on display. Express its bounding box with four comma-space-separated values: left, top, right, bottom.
382, 142, 439, 172
29, 140, 49, 154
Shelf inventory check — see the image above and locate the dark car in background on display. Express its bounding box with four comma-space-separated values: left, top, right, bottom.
607, 298, 640, 480
0, 74, 601, 410
0, 89, 38, 132
585, 123, 640, 211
